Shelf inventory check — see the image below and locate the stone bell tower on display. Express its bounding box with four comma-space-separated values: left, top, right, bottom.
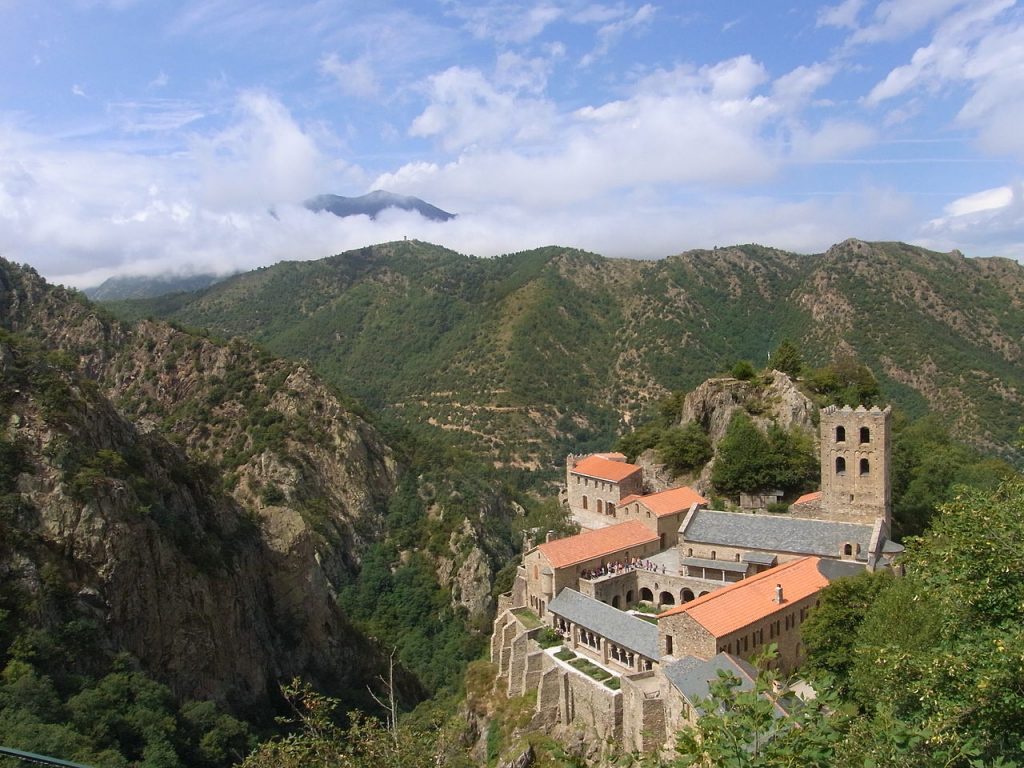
819, 405, 891, 526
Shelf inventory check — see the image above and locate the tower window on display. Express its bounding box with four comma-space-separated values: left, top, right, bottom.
835, 426, 846, 442
836, 457, 847, 475
860, 458, 870, 476
582, 496, 588, 510
860, 426, 870, 443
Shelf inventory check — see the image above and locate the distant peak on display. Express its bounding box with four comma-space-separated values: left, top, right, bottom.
305, 190, 456, 222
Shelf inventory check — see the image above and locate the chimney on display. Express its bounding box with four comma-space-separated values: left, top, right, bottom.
546, 530, 557, 543
774, 584, 784, 604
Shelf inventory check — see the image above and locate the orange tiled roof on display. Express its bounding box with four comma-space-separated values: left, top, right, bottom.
792, 490, 823, 506
635, 486, 708, 517
658, 556, 829, 636
571, 454, 642, 483
538, 520, 658, 569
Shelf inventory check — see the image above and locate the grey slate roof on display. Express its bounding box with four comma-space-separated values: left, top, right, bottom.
816, 558, 867, 581
548, 588, 660, 660
664, 653, 789, 717
682, 509, 874, 557
741, 551, 778, 565
663, 653, 758, 704
681, 556, 748, 573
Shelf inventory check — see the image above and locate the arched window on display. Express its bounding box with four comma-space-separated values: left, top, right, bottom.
582, 495, 588, 510
606, 502, 615, 515
626, 590, 634, 604
843, 543, 853, 556
735, 553, 741, 561
640, 587, 653, 602
860, 426, 870, 443
681, 588, 694, 602
596, 499, 603, 515
860, 458, 870, 476
612, 595, 621, 608
710, 550, 716, 560
660, 591, 675, 606
835, 425, 846, 442
836, 457, 847, 475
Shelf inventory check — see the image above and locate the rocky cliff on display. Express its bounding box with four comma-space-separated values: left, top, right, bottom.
0, 259, 421, 714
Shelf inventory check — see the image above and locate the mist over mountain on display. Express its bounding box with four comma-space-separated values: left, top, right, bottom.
305, 190, 456, 222
83, 272, 229, 301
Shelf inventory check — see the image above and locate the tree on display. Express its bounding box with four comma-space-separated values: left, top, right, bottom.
800, 570, 893, 696
848, 477, 1024, 765
240, 680, 436, 768
657, 423, 713, 476
730, 360, 757, 381
804, 356, 880, 407
712, 413, 773, 495
769, 341, 803, 379
672, 648, 849, 768
712, 414, 816, 496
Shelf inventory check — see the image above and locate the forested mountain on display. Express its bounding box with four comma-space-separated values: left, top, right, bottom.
0, 259, 530, 764
106, 238, 1024, 470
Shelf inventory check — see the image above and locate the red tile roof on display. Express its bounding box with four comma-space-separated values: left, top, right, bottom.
633, 486, 708, 517
658, 556, 829, 636
570, 454, 643, 483
792, 491, 823, 506
538, 520, 658, 569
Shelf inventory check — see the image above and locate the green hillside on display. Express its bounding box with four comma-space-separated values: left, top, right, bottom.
106, 238, 1024, 469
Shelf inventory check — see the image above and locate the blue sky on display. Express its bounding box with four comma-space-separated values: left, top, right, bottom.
1, 0, 1022, 286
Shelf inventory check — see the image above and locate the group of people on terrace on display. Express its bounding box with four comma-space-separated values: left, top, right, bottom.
581, 557, 667, 580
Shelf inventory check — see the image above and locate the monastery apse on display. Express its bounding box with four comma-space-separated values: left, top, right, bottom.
491, 405, 902, 758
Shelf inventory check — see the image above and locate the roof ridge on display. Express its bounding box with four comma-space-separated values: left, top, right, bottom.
657, 556, 818, 619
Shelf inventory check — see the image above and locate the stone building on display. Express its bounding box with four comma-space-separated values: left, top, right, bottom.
565, 453, 644, 519
657, 556, 856, 675
522, 520, 660, 616
493, 402, 903, 759
492, 556, 847, 758
819, 405, 892, 525
616, 485, 708, 548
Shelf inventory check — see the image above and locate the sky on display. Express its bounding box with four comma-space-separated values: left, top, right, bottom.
1, 0, 1023, 287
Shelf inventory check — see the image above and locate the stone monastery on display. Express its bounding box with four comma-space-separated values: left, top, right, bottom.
491, 405, 903, 756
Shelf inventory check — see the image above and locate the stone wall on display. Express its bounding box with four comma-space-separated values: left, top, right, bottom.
658, 612, 716, 659
621, 671, 667, 753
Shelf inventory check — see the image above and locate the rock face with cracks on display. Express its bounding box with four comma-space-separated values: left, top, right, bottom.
0, 258, 420, 714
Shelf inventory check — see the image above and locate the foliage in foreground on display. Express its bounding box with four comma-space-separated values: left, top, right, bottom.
240, 680, 438, 768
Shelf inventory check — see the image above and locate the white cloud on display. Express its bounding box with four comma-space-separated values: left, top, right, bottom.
703, 55, 768, 100
192, 90, 330, 209
409, 66, 557, 152
817, 0, 864, 29
852, 0, 967, 44
772, 62, 837, 105
862, 0, 1024, 157
320, 53, 380, 99
580, 3, 655, 67
919, 181, 1024, 258
444, 1, 564, 44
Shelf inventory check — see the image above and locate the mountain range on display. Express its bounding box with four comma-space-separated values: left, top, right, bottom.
103, 238, 1024, 469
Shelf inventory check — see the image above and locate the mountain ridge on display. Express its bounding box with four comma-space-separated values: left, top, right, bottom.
102, 238, 1024, 469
